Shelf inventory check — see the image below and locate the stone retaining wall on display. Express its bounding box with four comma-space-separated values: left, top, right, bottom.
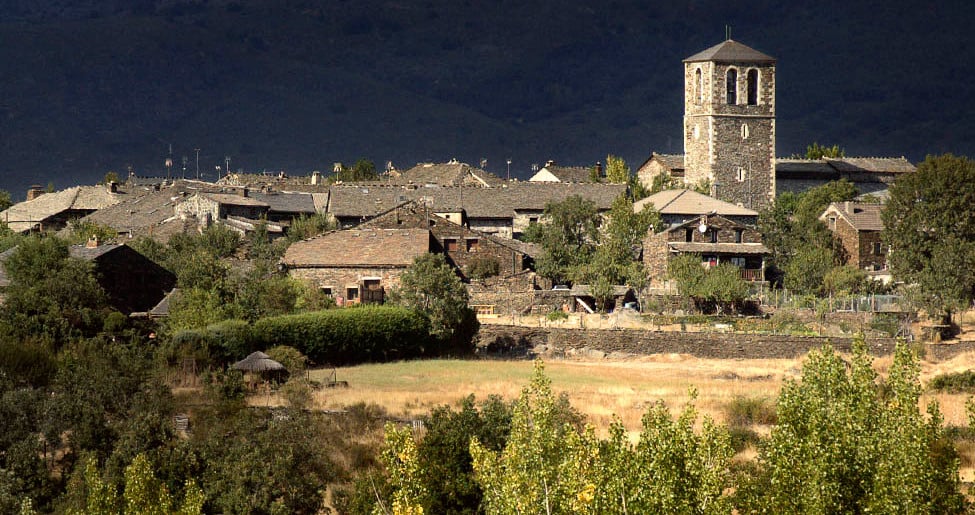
475, 325, 975, 361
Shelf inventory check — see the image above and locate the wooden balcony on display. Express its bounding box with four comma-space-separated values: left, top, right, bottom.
740, 268, 764, 282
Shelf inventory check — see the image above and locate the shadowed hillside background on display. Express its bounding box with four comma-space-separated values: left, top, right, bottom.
1, 0, 972, 198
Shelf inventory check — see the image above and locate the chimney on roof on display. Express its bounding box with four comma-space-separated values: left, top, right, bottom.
545, 160, 555, 167
239, 187, 249, 198
844, 201, 851, 213
595, 162, 603, 178
311, 171, 321, 185
86, 235, 99, 248
107, 181, 118, 193
27, 185, 45, 201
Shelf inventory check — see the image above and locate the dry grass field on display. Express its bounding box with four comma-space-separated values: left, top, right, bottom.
295, 346, 975, 481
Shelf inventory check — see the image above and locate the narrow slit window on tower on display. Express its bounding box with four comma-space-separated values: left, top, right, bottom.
736, 167, 746, 182
747, 69, 759, 105
726, 68, 738, 105
695, 68, 703, 104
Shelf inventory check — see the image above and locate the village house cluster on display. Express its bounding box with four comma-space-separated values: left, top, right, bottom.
0, 39, 913, 316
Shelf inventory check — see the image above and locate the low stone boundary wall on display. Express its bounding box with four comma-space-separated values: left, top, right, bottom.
475, 325, 975, 361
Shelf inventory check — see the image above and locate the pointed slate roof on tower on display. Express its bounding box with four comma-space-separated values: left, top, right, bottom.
684, 39, 775, 64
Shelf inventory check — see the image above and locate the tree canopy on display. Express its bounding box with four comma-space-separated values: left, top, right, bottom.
883, 153, 975, 323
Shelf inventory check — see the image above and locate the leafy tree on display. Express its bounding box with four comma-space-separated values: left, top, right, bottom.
782, 245, 833, 294
333, 158, 379, 182
593, 396, 733, 514
0, 189, 12, 212
583, 194, 660, 306
759, 179, 857, 290
741, 341, 966, 513
470, 361, 598, 514
0, 236, 109, 343
605, 155, 630, 184
101, 171, 121, 185
65, 220, 118, 245
649, 171, 682, 194
883, 154, 975, 325
822, 265, 869, 296
287, 212, 336, 242
389, 253, 477, 349
803, 142, 845, 159
667, 255, 748, 313
532, 195, 600, 285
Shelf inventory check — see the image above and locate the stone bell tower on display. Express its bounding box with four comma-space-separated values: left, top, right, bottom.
683, 39, 776, 210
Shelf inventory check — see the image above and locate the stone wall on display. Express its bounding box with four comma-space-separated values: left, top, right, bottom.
475, 324, 975, 361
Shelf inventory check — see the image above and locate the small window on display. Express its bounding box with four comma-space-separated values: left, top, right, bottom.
828, 216, 837, 230
746, 69, 759, 105
466, 239, 479, 252
730, 257, 746, 267
444, 238, 459, 252
873, 242, 884, 255
346, 287, 359, 301
740, 124, 749, 139
529, 217, 539, 224
736, 167, 746, 182
734, 229, 744, 243
685, 228, 694, 242
321, 287, 333, 296
709, 230, 718, 243
726, 68, 738, 105
695, 68, 703, 104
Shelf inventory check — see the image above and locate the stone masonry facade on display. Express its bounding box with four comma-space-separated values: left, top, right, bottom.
683, 53, 776, 211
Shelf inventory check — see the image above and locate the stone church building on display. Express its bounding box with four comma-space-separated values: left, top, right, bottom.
682, 39, 776, 211
639, 39, 913, 210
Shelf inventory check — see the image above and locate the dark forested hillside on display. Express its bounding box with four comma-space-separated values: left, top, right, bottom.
1, 0, 973, 198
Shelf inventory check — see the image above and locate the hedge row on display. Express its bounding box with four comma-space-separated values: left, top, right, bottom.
171, 306, 433, 366
252, 306, 431, 365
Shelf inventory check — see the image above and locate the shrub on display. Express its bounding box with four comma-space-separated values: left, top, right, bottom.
253, 306, 431, 365
546, 310, 569, 322
466, 256, 501, 280
870, 313, 900, 338
725, 396, 777, 426
928, 370, 975, 393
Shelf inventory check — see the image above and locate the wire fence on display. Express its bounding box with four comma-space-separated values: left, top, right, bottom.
759, 290, 907, 313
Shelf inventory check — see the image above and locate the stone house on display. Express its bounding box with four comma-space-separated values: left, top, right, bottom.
0, 240, 176, 315
174, 191, 270, 224
356, 202, 537, 281
325, 182, 626, 239
70, 241, 178, 315
775, 157, 915, 199
0, 184, 124, 233
819, 201, 888, 273
643, 213, 768, 288
282, 228, 432, 304
632, 188, 759, 228
636, 153, 685, 190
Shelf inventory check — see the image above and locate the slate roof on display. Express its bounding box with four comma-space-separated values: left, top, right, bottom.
79, 180, 223, 241
633, 189, 758, 217
668, 242, 769, 254
283, 228, 431, 267
69, 243, 121, 260
653, 153, 685, 171
0, 185, 125, 232
684, 40, 776, 64
821, 202, 885, 231
326, 183, 626, 220
531, 165, 594, 183
205, 193, 269, 207
390, 162, 504, 187
248, 191, 317, 214
824, 157, 916, 174
775, 157, 915, 177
